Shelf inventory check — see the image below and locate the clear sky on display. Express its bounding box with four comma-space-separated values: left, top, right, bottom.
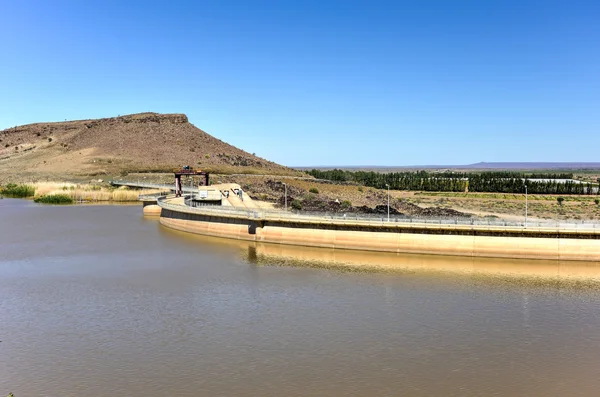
1, 0, 599, 166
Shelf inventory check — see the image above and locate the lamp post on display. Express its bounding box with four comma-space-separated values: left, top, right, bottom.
385, 183, 390, 222
525, 184, 528, 228
283, 182, 287, 212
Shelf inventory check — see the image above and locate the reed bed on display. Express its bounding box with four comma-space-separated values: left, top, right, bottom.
30, 182, 163, 202
1, 183, 36, 197
34, 194, 74, 204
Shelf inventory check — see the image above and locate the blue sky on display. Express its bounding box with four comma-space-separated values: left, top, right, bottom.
1, 0, 599, 166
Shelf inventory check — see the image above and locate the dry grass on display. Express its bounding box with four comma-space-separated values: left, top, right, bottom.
219, 174, 383, 207
411, 193, 600, 221
31, 182, 162, 202
217, 175, 600, 221
418, 192, 597, 202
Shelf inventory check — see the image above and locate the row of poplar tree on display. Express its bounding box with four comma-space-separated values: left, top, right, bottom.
306, 169, 597, 195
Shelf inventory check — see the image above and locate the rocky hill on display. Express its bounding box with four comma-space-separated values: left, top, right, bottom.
0, 112, 299, 182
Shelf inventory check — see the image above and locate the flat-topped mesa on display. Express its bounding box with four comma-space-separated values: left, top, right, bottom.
115, 112, 188, 124
0, 112, 189, 134
0, 111, 301, 178
84, 113, 189, 129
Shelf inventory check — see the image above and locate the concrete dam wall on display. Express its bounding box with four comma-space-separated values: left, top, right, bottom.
158, 205, 600, 262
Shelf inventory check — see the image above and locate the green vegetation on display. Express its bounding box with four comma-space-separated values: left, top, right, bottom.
595, 199, 599, 205
307, 169, 594, 195
34, 194, 74, 204
308, 169, 467, 192
341, 200, 352, 209
291, 199, 302, 210
557, 197, 565, 206
468, 174, 592, 195
309, 187, 319, 194
0, 183, 35, 197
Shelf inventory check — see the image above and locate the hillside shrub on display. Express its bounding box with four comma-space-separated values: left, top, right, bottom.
34, 194, 73, 204
557, 197, 565, 206
1, 184, 35, 197
291, 199, 302, 210
595, 199, 599, 205
341, 200, 352, 209
303, 193, 317, 201
309, 187, 319, 194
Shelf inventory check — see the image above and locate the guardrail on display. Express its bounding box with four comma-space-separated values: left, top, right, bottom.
138, 191, 172, 201
155, 196, 600, 231
111, 180, 196, 193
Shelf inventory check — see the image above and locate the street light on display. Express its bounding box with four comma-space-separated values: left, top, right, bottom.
385, 183, 390, 222
283, 182, 287, 212
525, 184, 528, 228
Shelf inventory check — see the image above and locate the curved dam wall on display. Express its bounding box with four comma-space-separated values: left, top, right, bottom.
142, 201, 162, 216
158, 207, 600, 262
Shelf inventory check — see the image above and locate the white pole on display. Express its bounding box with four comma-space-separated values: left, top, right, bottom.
386, 184, 390, 222
525, 185, 528, 228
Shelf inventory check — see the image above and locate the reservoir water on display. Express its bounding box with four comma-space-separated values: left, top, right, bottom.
2, 198, 600, 396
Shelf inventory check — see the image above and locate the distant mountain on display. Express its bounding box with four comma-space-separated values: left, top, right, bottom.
298, 162, 600, 172
0, 112, 299, 181
463, 162, 600, 170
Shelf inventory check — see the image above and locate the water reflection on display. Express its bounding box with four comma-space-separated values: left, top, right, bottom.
157, 222, 600, 282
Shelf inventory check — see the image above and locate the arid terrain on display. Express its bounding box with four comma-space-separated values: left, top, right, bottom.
0, 112, 300, 183
217, 175, 600, 221
2, 113, 599, 221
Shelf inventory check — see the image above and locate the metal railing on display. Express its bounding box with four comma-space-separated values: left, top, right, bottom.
138, 191, 172, 201
111, 180, 196, 193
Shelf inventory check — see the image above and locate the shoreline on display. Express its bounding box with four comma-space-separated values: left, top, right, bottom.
1, 197, 141, 206
0, 181, 164, 204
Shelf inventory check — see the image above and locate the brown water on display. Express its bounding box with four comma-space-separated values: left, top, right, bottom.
2, 198, 600, 396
